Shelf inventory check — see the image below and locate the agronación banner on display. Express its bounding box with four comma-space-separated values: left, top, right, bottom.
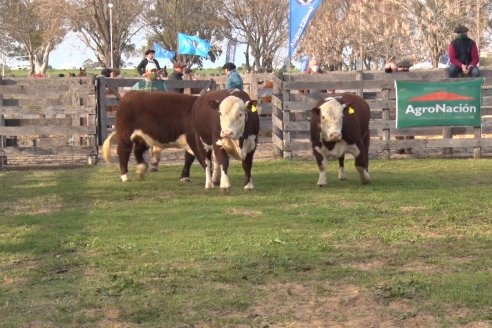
395, 79, 484, 128
289, 0, 321, 57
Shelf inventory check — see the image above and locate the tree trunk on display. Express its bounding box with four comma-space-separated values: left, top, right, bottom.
34, 44, 52, 74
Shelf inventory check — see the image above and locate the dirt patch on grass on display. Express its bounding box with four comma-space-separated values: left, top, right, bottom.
229, 208, 263, 218
241, 281, 438, 327
2, 195, 63, 216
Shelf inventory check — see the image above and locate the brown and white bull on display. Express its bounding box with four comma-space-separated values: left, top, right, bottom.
101, 91, 201, 182
310, 93, 371, 186
191, 89, 259, 191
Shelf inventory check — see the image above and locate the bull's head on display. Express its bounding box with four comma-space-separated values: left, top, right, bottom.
312, 97, 349, 142
209, 95, 255, 139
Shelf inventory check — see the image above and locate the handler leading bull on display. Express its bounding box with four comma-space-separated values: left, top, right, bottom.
310, 93, 371, 186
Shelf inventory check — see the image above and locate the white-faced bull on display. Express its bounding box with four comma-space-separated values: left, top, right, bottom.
310, 93, 371, 186
190, 89, 259, 192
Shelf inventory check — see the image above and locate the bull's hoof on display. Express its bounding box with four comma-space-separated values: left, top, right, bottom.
243, 181, 254, 190
180, 177, 191, 183
149, 166, 158, 172
221, 187, 231, 194
317, 183, 326, 187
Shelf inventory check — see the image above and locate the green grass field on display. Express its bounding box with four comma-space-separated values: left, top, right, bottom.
1, 159, 491, 327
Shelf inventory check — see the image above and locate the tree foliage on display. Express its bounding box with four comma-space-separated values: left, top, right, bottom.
145, 0, 223, 69
0, 0, 69, 75
68, 0, 146, 68
217, 0, 288, 72
298, 0, 491, 71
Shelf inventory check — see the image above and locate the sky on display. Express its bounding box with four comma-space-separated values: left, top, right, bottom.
49, 32, 247, 70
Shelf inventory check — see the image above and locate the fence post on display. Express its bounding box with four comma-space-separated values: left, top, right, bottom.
381, 89, 391, 160
473, 126, 482, 158
97, 78, 108, 145
0, 93, 5, 167
442, 127, 453, 155
282, 78, 292, 159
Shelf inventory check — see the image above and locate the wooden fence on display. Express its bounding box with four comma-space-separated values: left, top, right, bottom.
272, 69, 492, 159
96, 73, 275, 143
0, 77, 97, 167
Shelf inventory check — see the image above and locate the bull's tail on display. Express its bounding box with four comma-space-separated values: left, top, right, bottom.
102, 131, 116, 164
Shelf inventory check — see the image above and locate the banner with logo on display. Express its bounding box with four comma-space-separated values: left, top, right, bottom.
289, 0, 321, 57
153, 42, 176, 59
225, 39, 237, 63
395, 79, 484, 128
177, 33, 211, 58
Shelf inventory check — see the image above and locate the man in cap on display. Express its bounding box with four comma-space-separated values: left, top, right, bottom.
131, 62, 168, 91
223, 62, 243, 90
167, 61, 186, 93
448, 25, 480, 78
137, 49, 161, 76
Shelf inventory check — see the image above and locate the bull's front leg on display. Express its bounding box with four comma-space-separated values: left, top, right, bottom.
213, 144, 231, 192
354, 141, 371, 184
242, 149, 255, 190
211, 152, 220, 186
204, 149, 214, 189
313, 146, 327, 187
180, 151, 195, 182
338, 155, 347, 180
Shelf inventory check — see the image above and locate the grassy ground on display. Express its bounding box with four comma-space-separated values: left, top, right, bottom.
1, 159, 491, 327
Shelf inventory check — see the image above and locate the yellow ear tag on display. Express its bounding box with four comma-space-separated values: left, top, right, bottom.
251, 105, 257, 113
348, 107, 355, 115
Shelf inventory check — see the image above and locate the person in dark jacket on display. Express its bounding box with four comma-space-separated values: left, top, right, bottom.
448, 25, 480, 78
137, 49, 161, 76
167, 61, 186, 93
223, 62, 243, 90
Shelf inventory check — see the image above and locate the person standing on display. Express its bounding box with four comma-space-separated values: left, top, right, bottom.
167, 61, 186, 93
131, 63, 168, 91
137, 49, 161, 76
448, 25, 480, 78
223, 62, 243, 90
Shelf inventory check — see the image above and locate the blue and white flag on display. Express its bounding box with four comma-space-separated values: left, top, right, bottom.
225, 39, 237, 63
177, 33, 211, 58
153, 42, 176, 59
300, 55, 310, 72
289, 0, 321, 58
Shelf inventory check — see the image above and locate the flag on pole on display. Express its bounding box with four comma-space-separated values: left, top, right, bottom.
225, 39, 237, 63
289, 0, 321, 58
177, 33, 212, 58
300, 55, 310, 72
153, 42, 176, 59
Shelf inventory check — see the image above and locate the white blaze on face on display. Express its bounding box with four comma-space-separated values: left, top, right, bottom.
219, 96, 246, 139
319, 98, 344, 142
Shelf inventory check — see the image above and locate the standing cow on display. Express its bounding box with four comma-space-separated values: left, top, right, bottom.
310, 93, 371, 186
190, 89, 259, 191
102, 91, 201, 182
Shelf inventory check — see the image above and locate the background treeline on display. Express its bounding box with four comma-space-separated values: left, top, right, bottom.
0, 0, 490, 75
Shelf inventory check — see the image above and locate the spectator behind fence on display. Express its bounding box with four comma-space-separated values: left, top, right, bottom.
137, 49, 161, 76
223, 62, 243, 90
168, 61, 186, 93
131, 62, 168, 92
448, 25, 480, 78
305, 58, 322, 75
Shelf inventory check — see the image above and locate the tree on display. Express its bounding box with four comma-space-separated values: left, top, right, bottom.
69, 0, 147, 69
217, 0, 288, 72
0, 0, 69, 75
145, 0, 223, 69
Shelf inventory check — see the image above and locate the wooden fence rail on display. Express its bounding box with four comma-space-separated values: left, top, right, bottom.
0, 77, 97, 167
272, 69, 492, 159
